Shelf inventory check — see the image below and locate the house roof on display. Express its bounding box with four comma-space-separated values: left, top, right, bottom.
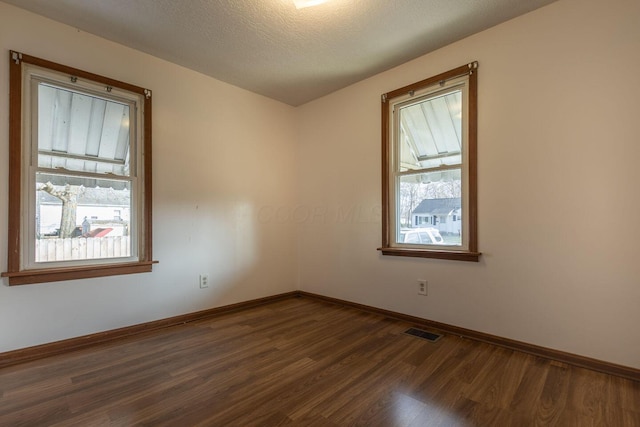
412, 198, 460, 215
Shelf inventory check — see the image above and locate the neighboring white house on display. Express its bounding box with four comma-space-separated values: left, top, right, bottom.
37, 186, 131, 238
411, 198, 461, 235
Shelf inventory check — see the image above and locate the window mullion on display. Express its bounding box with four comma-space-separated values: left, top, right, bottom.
396, 163, 463, 177
35, 167, 133, 183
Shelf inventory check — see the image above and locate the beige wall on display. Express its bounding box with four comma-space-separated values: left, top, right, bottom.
0, 3, 298, 352
296, 0, 640, 368
1, 0, 639, 370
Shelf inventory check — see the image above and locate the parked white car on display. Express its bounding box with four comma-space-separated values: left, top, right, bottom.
399, 227, 444, 245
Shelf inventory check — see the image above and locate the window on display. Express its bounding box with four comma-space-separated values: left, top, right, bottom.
379, 62, 480, 262
2, 51, 156, 285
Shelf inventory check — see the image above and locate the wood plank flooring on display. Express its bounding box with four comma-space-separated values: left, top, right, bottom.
1, 296, 639, 426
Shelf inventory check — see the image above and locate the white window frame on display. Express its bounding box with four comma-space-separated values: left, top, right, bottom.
22, 64, 143, 270
389, 80, 469, 251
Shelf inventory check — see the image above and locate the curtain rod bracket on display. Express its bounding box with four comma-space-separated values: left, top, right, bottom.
12, 51, 22, 65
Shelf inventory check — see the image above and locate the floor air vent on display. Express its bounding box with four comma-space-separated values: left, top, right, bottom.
404, 328, 442, 342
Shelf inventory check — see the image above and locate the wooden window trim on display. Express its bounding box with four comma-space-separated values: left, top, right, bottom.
1, 262, 157, 286
2, 51, 156, 285
379, 63, 480, 262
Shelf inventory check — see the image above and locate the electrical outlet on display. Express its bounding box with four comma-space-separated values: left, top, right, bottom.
417, 280, 427, 296
199, 274, 209, 288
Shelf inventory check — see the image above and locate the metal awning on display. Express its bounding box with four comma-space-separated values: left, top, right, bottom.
37, 83, 131, 178
399, 90, 462, 171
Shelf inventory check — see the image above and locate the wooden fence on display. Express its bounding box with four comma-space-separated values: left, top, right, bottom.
36, 236, 131, 262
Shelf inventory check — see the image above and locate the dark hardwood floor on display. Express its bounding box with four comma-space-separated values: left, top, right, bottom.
1, 296, 639, 426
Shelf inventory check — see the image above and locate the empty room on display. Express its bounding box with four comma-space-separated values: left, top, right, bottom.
0, 0, 639, 425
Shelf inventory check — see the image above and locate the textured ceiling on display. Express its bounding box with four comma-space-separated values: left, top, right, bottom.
4, 0, 558, 106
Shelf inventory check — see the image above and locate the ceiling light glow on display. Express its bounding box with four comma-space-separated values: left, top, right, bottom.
293, 0, 329, 9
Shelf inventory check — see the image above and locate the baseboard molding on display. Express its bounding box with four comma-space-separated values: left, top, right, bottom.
2, 289, 638, 382
297, 291, 640, 382
0, 291, 297, 369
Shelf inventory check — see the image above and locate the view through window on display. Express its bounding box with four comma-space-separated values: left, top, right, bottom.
396, 89, 463, 247
3, 51, 155, 285
35, 83, 134, 263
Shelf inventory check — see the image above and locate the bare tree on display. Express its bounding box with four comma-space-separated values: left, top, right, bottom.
38, 182, 84, 238
399, 181, 420, 227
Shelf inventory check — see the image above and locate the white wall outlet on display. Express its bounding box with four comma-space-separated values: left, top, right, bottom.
199, 274, 209, 288
418, 280, 427, 296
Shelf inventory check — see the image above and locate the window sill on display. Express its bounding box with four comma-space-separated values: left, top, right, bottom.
1, 261, 158, 286
378, 247, 481, 262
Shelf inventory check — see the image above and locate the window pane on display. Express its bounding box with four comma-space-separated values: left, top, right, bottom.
398, 90, 462, 172
397, 169, 462, 246
38, 83, 131, 177
35, 172, 132, 263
